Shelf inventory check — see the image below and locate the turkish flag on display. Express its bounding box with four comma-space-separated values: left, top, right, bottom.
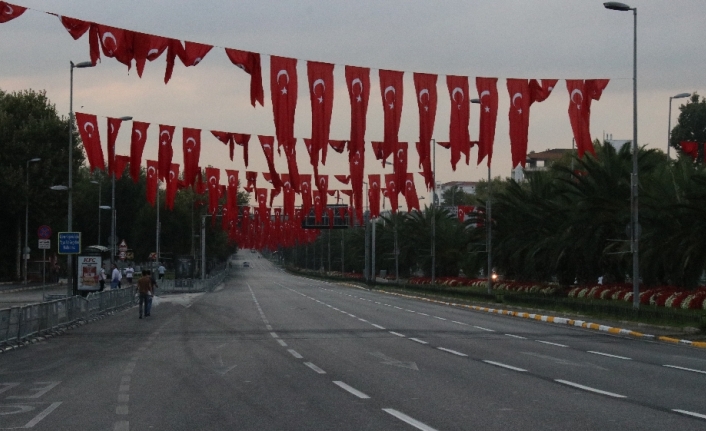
457, 205, 474, 222
75, 112, 105, 172
211, 130, 235, 160
281, 174, 295, 217
680, 141, 699, 160
270, 56, 298, 150
384, 174, 399, 214
371, 141, 393, 166
313, 191, 324, 223
346, 66, 370, 155
233, 133, 251, 167
280, 138, 300, 192
59, 15, 90, 39
334, 175, 350, 185
447, 75, 471, 171
507, 78, 558, 168
404, 173, 420, 212
329, 140, 347, 154
182, 127, 201, 187
165, 163, 179, 210
414, 73, 437, 190
476, 77, 499, 167
128, 121, 150, 182
349, 142, 365, 225
225, 48, 264, 107
300, 174, 313, 217
394, 142, 408, 193
106, 117, 124, 176
146, 160, 158, 206
205, 167, 220, 218
256, 188, 268, 216
379, 69, 404, 156
157, 125, 175, 181
225, 169, 239, 214
245, 171, 257, 192
164, 40, 211, 84
133, 32, 168, 77
258, 135, 282, 190
0, 2, 26, 23
114, 155, 130, 180
308, 61, 335, 169
95, 25, 134, 69
315, 174, 329, 210
566, 79, 610, 158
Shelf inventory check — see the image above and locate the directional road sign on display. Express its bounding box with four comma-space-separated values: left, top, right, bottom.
58, 232, 81, 254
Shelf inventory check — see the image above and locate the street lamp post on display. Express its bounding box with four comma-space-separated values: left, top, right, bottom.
604, 2, 639, 309
109, 116, 132, 268
667, 92, 691, 159
24, 158, 41, 284
90, 179, 102, 245
431, 139, 436, 285
67, 60, 94, 296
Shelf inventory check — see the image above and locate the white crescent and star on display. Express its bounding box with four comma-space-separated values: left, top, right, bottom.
169, 171, 175, 180
571, 89, 584, 107
406, 179, 414, 190
512, 92, 524, 114
192, 57, 202, 66
160, 130, 171, 145
480, 90, 492, 113
418, 89, 430, 112
384, 86, 396, 109
147, 48, 160, 59
229, 175, 235, 185
102, 32, 118, 54
452, 87, 464, 108
372, 182, 378, 188
312, 79, 325, 103
209, 176, 217, 186
134, 129, 143, 141
186, 137, 196, 153
5, 5, 14, 14
397, 149, 405, 160
83, 122, 95, 137
277, 69, 289, 94
147, 166, 156, 177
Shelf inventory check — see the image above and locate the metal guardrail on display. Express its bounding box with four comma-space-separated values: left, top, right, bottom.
0, 288, 134, 347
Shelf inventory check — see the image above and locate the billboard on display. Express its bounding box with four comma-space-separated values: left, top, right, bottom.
77, 255, 102, 291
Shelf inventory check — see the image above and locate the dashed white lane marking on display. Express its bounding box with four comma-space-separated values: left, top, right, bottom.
433, 316, 447, 321
389, 331, 405, 337
382, 408, 439, 431
555, 379, 626, 398
358, 318, 368, 322
333, 381, 370, 399
115, 405, 128, 415
587, 351, 631, 360
288, 349, 303, 359
536, 340, 569, 347
437, 347, 468, 357
113, 421, 129, 431
304, 362, 327, 374
265, 325, 273, 330
418, 313, 429, 316
410, 338, 428, 345
451, 320, 467, 325
406, 309, 416, 313
663, 364, 706, 375
270, 332, 279, 338
672, 409, 706, 420
277, 339, 288, 347
474, 325, 495, 332
372, 324, 386, 330
505, 334, 527, 340
483, 360, 527, 372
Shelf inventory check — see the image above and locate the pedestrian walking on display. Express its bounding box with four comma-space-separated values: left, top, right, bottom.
157, 264, 166, 280
136, 269, 153, 319
110, 264, 121, 289
125, 265, 135, 286
145, 270, 159, 316
98, 266, 107, 291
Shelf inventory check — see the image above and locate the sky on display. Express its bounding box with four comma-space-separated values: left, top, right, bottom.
1, 0, 704, 206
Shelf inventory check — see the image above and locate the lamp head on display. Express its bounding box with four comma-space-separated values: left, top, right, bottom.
604, 2, 632, 11
119, 116, 133, 121
50, 185, 69, 191
73, 61, 95, 68
470, 98, 481, 104
673, 93, 691, 99
28, 158, 41, 163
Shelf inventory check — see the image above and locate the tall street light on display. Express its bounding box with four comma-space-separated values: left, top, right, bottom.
24, 157, 41, 284
67, 60, 95, 296
667, 92, 691, 159
90, 179, 103, 245
604, 2, 640, 309
110, 116, 133, 268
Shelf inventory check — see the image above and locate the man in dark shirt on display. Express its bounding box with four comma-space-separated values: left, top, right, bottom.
136, 270, 153, 319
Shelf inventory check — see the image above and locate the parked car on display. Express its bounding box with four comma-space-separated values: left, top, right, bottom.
243, 262, 250, 267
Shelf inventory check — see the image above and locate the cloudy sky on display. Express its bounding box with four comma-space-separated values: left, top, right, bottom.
1, 0, 703, 204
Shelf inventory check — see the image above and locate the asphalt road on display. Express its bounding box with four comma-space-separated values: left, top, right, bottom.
1, 256, 705, 430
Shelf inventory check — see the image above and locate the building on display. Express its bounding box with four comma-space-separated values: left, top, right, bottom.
513, 148, 573, 181
437, 181, 477, 195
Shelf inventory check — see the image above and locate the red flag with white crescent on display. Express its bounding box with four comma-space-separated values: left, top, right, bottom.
394, 142, 408, 194
128, 121, 150, 182
0, 1, 24, 22
133, 32, 168, 78
404, 173, 420, 212
308, 61, 335, 168
313, 191, 324, 223
457, 205, 474, 222
270, 56, 298, 150
379, 69, 404, 157
166, 163, 179, 210
245, 171, 257, 192
566, 79, 610, 158
368, 174, 381, 219
447, 75, 471, 171
182, 127, 201, 187
158, 125, 175, 181
329, 140, 347, 154
476, 77, 499, 167
59, 15, 90, 39
384, 174, 399, 214
146, 160, 158, 206
507, 78, 557, 168
346, 65, 370, 223
233, 133, 251, 167
414, 72, 437, 190
256, 188, 268, 217
282, 138, 300, 193
258, 135, 282, 190
211, 130, 234, 160
225, 48, 264, 107
95, 24, 135, 69
225, 169, 239, 207
114, 155, 130, 180
106, 117, 124, 176
300, 174, 313, 217
75, 112, 105, 173
205, 167, 220, 218
334, 175, 350, 185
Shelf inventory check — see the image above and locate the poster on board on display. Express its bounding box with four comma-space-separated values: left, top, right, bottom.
77, 255, 102, 291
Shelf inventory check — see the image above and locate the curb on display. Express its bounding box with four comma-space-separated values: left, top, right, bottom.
333, 282, 706, 349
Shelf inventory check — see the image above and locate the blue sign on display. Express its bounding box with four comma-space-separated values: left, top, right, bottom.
58, 232, 81, 254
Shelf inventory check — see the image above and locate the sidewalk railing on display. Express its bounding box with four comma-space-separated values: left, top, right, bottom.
0, 288, 134, 347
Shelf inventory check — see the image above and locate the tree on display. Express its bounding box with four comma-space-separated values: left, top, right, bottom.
669, 93, 706, 161
440, 185, 473, 206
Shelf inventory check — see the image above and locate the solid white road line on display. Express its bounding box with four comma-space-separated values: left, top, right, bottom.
372, 324, 386, 330
410, 338, 428, 345
389, 331, 406, 337
304, 362, 326, 374
437, 347, 468, 357
483, 360, 527, 372
672, 409, 706, 420
287, 349, 303, 359
333, 381, 370, 399
505, 334, 527, 340
555, 379, 627, 398
587, 351, 632, 360
382, 408, 439, 431
536, 340, 569, 347
663, 364, 706, 375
